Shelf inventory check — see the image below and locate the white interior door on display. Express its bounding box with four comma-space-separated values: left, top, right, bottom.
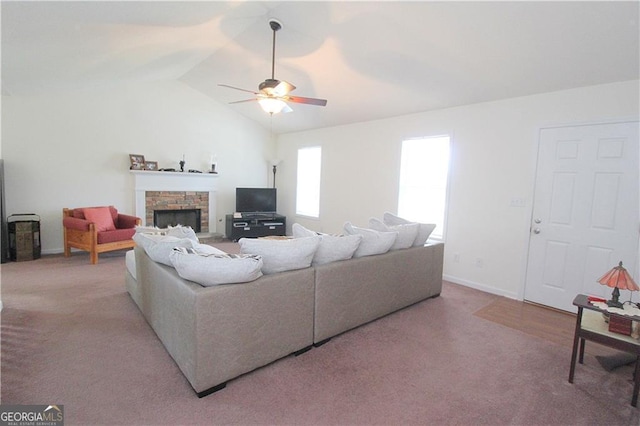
524, 121, 639, 312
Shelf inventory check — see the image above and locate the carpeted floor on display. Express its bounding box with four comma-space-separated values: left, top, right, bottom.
1, 250, 639, 425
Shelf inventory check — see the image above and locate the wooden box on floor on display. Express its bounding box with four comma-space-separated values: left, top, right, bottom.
609, 315, 633, 336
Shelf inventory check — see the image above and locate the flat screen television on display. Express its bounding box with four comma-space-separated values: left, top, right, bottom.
235, 188, 277, 214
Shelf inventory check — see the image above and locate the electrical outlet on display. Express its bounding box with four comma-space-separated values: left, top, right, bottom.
453, 253, 460, 263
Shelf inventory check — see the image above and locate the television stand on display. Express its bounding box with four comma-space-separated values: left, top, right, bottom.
225, 213, 286, 241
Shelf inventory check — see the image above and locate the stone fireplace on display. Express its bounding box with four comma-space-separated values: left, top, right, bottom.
131, 171, 218, 234
146, 191, 208, 232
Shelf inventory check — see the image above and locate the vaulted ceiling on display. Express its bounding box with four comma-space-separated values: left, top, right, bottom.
2, 1, 638, 134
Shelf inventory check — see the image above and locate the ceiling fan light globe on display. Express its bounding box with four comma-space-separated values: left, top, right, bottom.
258, 98, 288, 114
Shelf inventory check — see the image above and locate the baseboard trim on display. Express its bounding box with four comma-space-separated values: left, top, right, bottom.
443, 274, 519, 300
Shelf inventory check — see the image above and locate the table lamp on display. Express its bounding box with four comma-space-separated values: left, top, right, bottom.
597, 261, 639, 308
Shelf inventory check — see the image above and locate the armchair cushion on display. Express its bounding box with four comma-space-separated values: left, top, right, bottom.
83, 207, 116, 232
98, 228, 136, 244
72, 206, 118, 222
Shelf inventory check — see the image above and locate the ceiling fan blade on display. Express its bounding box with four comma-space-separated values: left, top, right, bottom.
286, 95, 327, 107
229, 98, 258, 104
218, 84, 258, 95
273, 80, 295, 97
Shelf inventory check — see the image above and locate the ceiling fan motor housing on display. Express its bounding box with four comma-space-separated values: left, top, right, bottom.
259, 79, 280, 93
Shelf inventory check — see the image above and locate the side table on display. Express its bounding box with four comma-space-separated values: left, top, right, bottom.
569, 294, 640, 407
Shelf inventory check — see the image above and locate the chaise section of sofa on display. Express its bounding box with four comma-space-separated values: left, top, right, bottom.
133, 247, 315, 396
313, 243, 444, 344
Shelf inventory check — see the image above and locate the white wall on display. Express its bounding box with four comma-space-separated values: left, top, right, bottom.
1, 80, 273, 254
276, 80, 640, 299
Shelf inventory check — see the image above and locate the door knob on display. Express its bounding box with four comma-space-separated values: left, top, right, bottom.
533, 228, 541, 234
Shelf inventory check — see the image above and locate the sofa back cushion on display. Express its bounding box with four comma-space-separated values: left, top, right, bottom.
292, 223, 362, 266
369, 217, 419, 250
238, 236, 321, 274
343, 222, 397, 258
382, 212, 436, 247
133, 233, 196, 266
169, 247, 263, 286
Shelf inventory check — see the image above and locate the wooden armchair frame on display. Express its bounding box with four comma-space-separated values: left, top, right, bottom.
63, 207, 141, 264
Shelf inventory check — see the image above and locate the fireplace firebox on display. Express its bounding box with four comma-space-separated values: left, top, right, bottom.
154, 209, 201, 233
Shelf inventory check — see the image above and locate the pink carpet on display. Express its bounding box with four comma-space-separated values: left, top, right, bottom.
2, 250, 639, 425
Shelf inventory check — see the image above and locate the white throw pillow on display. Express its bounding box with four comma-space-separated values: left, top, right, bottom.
369, 218, 419, 250
135, 225, 164, 235
134, 224, 199, 242
166, 225, 199, 242
133, 233, 196, 266
292, 223, 362, 265
382, 212, 436, 247
343, 222, 397, 258
169, 247, 263, 286
238, 236, 321, 274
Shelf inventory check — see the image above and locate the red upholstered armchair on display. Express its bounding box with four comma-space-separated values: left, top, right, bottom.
63, 206, 141, 264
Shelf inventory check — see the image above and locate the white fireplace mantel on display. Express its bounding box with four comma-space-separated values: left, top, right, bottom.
131, 171, 218, 233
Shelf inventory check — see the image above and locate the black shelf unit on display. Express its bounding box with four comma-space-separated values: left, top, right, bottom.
225, 213, 286, 241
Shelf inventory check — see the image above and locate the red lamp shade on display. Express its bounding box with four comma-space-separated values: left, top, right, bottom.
598, 261, 639, 291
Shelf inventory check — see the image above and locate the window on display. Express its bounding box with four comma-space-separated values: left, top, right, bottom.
296, 146, 322, 218
398, 135, 451, 240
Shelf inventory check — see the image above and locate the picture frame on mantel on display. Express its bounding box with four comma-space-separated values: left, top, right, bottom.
144, 161, 158, 171
129, 154, 145, 170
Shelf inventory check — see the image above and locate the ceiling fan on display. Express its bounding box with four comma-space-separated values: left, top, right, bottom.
219, 19, 327, 114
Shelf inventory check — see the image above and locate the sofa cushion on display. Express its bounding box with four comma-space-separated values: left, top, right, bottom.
368, 217, 419, 250
292, 223, 362, 266
343, 222, 397, 258
383, 212, 436, 247
169, 247, 263, 286
238, 236, 321, 274
132, 233, 196, 266
83, 207, 116, 232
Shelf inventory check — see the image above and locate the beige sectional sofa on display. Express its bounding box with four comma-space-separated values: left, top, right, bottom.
126, 242, 444, 397
313, 243, 444, 344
